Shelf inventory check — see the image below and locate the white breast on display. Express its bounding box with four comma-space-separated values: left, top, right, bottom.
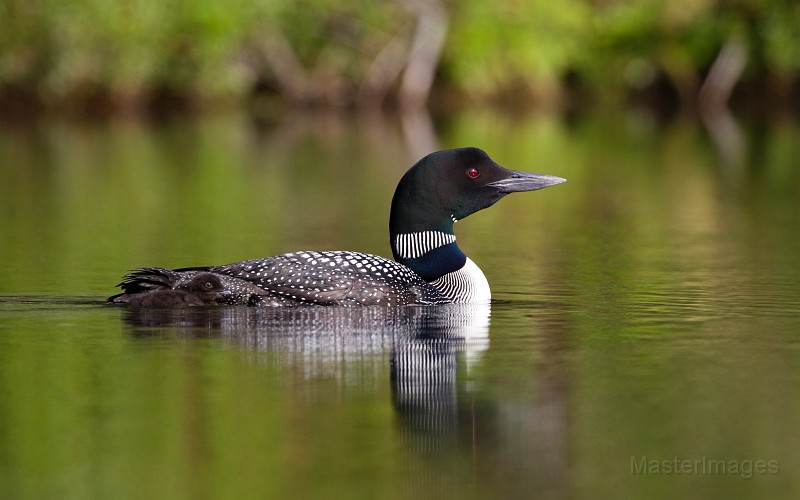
430, 257, 491, 303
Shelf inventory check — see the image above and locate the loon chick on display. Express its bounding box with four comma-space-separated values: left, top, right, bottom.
109, 267, 269, 304
107, 272, 233, 307
108, 148, 565, 307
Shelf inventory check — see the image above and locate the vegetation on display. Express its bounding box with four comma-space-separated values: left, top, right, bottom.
0, 0, 798, 114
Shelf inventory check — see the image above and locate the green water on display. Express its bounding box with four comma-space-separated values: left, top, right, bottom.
1, 110, 799, 499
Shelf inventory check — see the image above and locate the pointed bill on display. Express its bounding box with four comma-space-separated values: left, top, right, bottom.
486, 171, 566, 193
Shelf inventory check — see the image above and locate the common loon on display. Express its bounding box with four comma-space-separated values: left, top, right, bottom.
108, 148, 564, 307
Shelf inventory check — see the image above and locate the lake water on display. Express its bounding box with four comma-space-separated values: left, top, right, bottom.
1, 109, 799, 499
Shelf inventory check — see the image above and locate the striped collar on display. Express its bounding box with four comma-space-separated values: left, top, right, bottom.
393, 231, 456, 260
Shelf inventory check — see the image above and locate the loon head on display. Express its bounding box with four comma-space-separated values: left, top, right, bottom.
183, 273, 231, 302
390, 147, 565, 236
389, 148, 565, 280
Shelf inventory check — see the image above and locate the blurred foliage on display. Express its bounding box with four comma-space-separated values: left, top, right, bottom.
0, 0, 798, 111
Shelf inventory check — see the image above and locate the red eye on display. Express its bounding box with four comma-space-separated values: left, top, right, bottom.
467, 168, 479, 179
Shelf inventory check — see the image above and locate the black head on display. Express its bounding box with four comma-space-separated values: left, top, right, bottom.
390, 148, 565, 235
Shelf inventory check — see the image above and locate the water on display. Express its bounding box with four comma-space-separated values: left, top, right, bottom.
1, 110, 799, 499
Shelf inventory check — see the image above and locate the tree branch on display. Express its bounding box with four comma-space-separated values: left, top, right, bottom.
398, 0, 448, 109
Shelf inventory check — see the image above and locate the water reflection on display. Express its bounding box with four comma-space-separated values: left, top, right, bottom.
121, 303, 488, 379
120, 304, 500, 491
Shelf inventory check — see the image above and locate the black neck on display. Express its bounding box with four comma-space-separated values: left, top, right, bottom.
390, 215, 466, 281
393, 240, 466, 282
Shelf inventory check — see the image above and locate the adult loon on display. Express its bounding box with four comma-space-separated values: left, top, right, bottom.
108, 148, 565, 307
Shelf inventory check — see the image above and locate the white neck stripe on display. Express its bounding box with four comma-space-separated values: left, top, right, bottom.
394, 231, 456, 259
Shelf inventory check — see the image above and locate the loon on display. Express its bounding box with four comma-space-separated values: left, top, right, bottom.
108, 268, 268, 306
111, 272, 231, 307
107, 148, 564, 307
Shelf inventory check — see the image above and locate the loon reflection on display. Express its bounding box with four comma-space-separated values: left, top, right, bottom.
121, 304, 487, 421
120, 303, 489, 377
119, 304, 567, 494
121, 304, 487, 459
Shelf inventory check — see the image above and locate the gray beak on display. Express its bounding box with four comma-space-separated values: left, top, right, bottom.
487, 170, 566, 193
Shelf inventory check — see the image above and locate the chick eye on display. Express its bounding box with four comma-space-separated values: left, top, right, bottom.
204, 282, 214, 289
467, 167, 480, 179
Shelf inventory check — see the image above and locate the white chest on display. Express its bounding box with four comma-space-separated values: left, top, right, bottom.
430, 258, 491, 304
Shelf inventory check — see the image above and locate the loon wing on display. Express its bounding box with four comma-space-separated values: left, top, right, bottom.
114, 267, 185, 294
106, 267, 186, 304
209, 251, 447, 306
